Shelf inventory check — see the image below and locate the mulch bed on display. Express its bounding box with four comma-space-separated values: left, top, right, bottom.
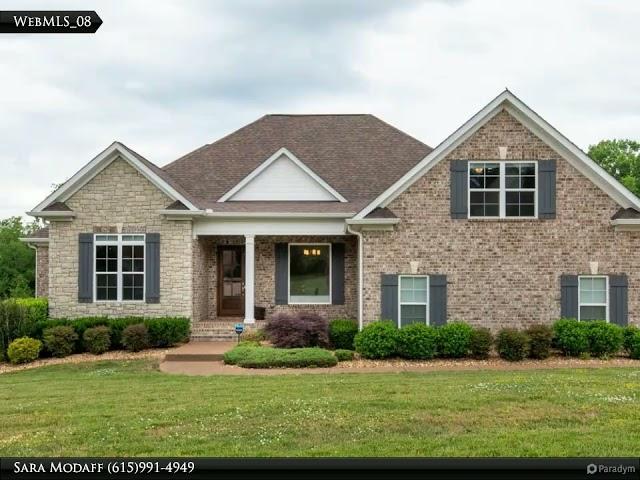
0, 348, 170, 375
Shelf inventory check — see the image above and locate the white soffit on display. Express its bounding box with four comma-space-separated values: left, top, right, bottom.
219, 148, 347, 202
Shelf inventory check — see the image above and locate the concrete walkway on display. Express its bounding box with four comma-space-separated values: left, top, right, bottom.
163, 341, 236, 362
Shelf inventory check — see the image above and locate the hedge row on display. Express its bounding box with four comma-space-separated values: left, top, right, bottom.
0, 298, 48, 360
224, 345, 338, 368
354, 319, 640, 361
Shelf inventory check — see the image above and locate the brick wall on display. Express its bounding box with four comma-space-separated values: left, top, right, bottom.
362, 109, 640, 329
49, 157, 193, 319
192, 235, 357, 322
35, 245, 49, 297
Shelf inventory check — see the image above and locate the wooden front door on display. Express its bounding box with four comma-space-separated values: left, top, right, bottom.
217, 246, 245, 317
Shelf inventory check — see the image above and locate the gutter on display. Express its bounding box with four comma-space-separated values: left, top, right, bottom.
346, 224, 364, 331
26, 211, 75, 220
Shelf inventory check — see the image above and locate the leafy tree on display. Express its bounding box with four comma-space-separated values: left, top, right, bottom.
0, 217, 41, 299
588, 139, 640, 197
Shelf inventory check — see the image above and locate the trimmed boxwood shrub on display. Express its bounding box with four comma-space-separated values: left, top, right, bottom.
83, 326, 111, 355
623, 325, 639, 355
436, 321, 473, 358
553, 318, 590, 357
224, 346, 337, 368
496, 328, 529, 361
264, 312, 330, 348
627, 330, 640, 359
329, 319, 358, 350
397, 323, 438, 359
144, 317, 190, 347
469, 327, 493, 360
586, 321, 624, 357
121, 324, 150, 352
43, 325, 78, 358
107, 317, 143, 349
334, 349, 355, 361
526, 324, 553, 359
354, 321, 399, 359
7, 337, 42, 364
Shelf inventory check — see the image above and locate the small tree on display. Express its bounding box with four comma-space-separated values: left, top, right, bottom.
588, 139, 640, 197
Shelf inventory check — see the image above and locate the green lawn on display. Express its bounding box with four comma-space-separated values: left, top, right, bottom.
1, 360, 639, 456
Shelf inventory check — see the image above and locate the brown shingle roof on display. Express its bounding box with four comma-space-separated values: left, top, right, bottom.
162, 114, 432, 212
25, 226, 49, 239
43, 201, 71, 211
365, 207, 397, 219
611, 207, 640, 220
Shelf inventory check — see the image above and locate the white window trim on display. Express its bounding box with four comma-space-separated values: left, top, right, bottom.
398, 275, 430, 327
287, 242, 332, 305
578, 275, 609, 322
94, 234, 146, 303
468, 161, 538, 219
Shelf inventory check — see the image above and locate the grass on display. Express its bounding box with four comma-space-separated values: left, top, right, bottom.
1, 360, 639, 456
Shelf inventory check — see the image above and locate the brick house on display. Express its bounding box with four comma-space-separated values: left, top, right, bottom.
23, 90, 640, 337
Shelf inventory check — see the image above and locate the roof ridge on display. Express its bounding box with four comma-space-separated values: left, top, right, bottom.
264, 113, 373, 117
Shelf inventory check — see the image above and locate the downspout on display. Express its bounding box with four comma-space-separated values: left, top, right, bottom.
346, 224, 364, 330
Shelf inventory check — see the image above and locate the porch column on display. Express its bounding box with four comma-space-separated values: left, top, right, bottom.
244, 234, 255, 323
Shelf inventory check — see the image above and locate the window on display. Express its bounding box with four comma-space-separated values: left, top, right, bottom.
288, 244, 331, 304
579, 276, 608, 321
95, 234, 145, 302
398, 275, 429, 327
469, 161, 537, 218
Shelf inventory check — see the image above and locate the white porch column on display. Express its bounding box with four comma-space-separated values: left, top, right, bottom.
244, 234, 256, 323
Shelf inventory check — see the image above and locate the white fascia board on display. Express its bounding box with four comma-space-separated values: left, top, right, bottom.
354, 90, 640, 219
611, 219, 640, 231
26, 211, 76, 220
193, 217, 348, 236
31, 142, 199, 214
19, 237, 49, 244
345, 218, 400, 225
158, 209, 205, 218
217, 147, 348, 203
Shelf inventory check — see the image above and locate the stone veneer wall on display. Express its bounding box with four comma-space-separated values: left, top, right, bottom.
35, 245, 49, 297
49, 158, 193, 319
191, 235, 358, 322
362, 109, 640, 329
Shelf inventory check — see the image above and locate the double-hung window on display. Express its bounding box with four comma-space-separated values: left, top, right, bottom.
398, 275, 429, 327
469, 161, 537, 218
578, 276, 608, 321
95, 234, 145, 302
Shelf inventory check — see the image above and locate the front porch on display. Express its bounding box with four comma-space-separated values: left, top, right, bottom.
191, 234, 358, 331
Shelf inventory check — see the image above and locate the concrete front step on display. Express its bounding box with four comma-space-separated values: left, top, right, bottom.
190, 320, 266, 342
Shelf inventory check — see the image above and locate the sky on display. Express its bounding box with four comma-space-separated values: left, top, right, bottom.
1, 0, 639, 219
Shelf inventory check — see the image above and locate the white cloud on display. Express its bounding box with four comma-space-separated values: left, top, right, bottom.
1, 0, 638, 218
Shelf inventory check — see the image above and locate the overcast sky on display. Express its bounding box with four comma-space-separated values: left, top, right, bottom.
1, 0, 639, 219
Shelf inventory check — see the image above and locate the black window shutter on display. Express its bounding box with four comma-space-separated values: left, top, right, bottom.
275, 243, 288, 305
560, 274, 579, 318
78, 233, 93, 303
450, 160, 468, 219
145, 233, 160, 304
331, 243, 345, 305
538, 159, 557, 219
429, 275, 447, 326
609, 274, 628, 326
380, 274, 398, 325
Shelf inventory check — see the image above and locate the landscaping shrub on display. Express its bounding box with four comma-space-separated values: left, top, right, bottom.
329, 319, 358, 350
436, 321, 473, 358
496, 328, 529, 361
15, 298, 48, 324
32, 318, 71, 343
224, 346, 337, 368
264, 312, 330, 348
240, 329, 266, 344
627, 330, 640, 360
7, 337, 42, 364
83, 326, 111, 355
334, 349, 355, 361
469, 327, 493, 359
121, 324, 150, 352
397, 323, 438, 359
237, 340, 261, 348
145, 317, 190, 347
526, 324, 553, 359
553, 318, 590, 356
43, 326, 78, 358
107, 317, 143, 349
586, 321, 624, 357
623, 325, 639, 355
0, 299, 36, 360
354, 321, 399, 359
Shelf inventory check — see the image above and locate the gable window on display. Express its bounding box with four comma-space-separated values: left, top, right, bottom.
95, 234, 145, 302
398, 275, 429, 327
288, 243, 331, 304
578, 276, 608, 321
469, 162, 537, 218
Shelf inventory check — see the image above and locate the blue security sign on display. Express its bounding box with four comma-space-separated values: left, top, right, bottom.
234, 323, 244, 335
